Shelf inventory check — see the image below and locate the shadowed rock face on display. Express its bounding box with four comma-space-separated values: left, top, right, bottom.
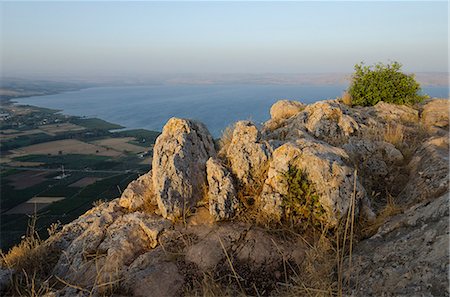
152, 118, 216, 220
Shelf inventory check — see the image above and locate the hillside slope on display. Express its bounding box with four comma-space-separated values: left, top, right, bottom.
1, 98, 448, 296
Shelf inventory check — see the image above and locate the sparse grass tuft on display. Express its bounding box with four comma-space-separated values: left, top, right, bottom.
341, 91, 353, 106
383, 122, 404, 148
218, 124, 235, 159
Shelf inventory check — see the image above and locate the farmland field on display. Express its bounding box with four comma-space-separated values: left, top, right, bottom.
93, 137, 146, 153
10, 139, 122, 157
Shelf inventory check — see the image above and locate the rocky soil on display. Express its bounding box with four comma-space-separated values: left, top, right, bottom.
1, 98, 448, 297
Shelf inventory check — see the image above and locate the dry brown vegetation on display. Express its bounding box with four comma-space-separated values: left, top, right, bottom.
217, 124, 235, 158
341, 91, 353, 107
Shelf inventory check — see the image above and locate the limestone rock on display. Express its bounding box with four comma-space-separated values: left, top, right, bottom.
270, 100, 305, 121
226, 121, 270, 185
260, 140, 368, 225
346, 194, 449, 296
369, 101, 419, 126
124, 249, 183, 297
119, 171, 155, 212
152, 118, 216, 220
265, 100, 378, 144
343, 138, 404, 194
206, 158, 239, 220
420, 99, 449, 132
53, 212, 171, 292
399, 135, 449, 204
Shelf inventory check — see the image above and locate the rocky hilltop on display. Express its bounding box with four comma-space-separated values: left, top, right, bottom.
1, 98, 448, 296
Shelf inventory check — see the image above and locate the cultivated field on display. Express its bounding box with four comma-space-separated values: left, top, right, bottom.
4, 197, 65, 215
6, 171, 50, 190
1, 129, 45, 140
69, 177, 103, 187
38, 123, 85, 135
10, 139, 122, 157
92, 137, 146, 153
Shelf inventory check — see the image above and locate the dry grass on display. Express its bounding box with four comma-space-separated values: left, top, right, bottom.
383, 122, 404, 148
217, 124, 235, 159
341, 92, 353, 107
1, 216, 59, 296
360, 194, 403, 238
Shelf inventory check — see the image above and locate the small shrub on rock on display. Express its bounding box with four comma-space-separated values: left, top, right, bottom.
348, 61, 427, 106
282, 165, 326, 229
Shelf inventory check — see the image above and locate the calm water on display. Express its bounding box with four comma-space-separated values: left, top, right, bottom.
15, 84, 449, 137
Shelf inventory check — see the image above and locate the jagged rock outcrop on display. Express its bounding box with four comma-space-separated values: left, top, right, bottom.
152, 118, 216, 219
52, 210, 171, 293
2, 98, 448, 297
226, 121, 271, 186
345, 193, 449, 296
206, 158, 239, 220
260, 140, 369, 225
119, 171, 155, 212
263, 100, 379, 144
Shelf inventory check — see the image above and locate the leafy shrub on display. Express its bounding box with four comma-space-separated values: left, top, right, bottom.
348, 61, 427, 106
282, 165, 326, 228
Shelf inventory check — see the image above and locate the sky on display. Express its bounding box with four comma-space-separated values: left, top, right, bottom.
1, 1, 448, 78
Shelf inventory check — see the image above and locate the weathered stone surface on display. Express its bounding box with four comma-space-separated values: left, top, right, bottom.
420, 99, 449, 131
152, 118, 216, 220
206, 158, 239, 220
260, 140, 369, 225
270, 100, 306, 121
343, 138, 404, 194
119, 171, 155, 212
226, 121, 271, 185
399, 135, 449, 204
53, 212, 171, 291
371, 101, 419, 124
346, 193, 449, 296
124, 249, 183, 297
264, 100, 379, 144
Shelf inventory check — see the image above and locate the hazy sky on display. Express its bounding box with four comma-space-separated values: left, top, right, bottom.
1, 1, 448, 78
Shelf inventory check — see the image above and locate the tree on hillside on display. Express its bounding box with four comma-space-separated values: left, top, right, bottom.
348, 61, 427, 106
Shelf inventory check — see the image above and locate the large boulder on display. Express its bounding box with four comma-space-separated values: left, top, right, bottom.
226, 121, 271, 186
206, 158, 239, 220
270, 100, 306, 121
345, 193, 449, 296
260, 140, 370, 226
152, 118, 216, 220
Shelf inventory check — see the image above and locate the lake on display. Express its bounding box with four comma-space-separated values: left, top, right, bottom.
15, 84, 449, 137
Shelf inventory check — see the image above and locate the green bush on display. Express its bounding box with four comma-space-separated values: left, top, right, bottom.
348, 61, 427, 106
282, 165, 326, 229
